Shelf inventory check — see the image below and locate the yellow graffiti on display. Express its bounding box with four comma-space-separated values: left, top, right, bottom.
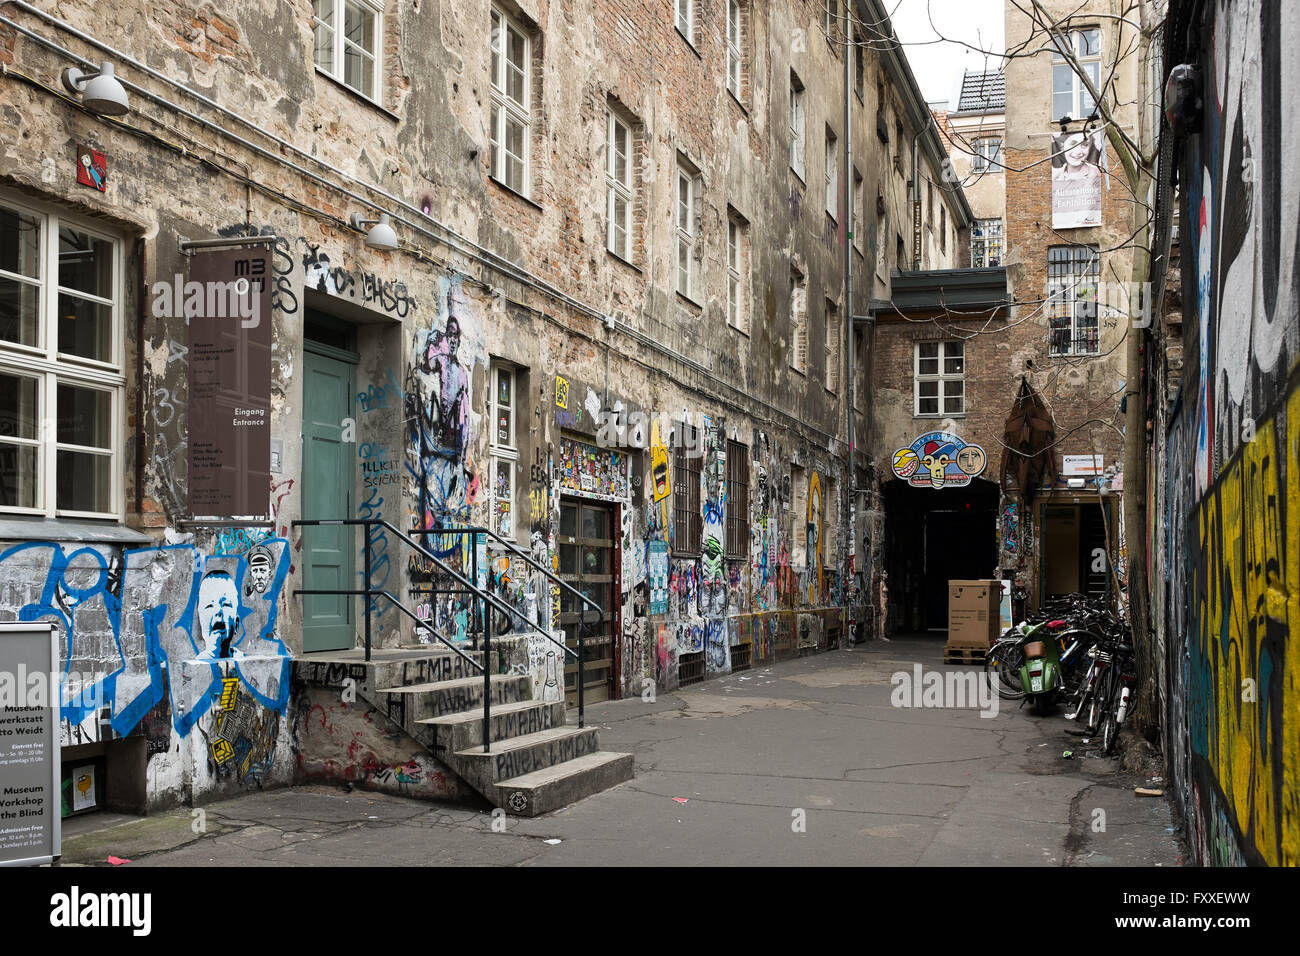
650, 418, 671, 502
554, 375, 569, 410
212, 738, 234, 765
218, 677, 239, 712
1195, 393, 1300, 866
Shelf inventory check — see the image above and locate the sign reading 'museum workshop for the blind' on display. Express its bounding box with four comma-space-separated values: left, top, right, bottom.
187, 247, 273, 520
0, 622, 60, 867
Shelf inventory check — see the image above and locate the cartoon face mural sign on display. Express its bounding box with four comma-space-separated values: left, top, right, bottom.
891, 431, 987, 489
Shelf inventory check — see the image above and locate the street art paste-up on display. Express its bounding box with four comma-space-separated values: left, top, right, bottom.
891, 431, 988, 489
0, 538, 292, 748
557, 437, 629, 500
648, 540, 669, 615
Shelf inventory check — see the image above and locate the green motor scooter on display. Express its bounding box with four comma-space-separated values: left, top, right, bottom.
1017, 621, 1062, 715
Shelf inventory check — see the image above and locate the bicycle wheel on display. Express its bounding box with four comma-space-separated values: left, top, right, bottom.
986, 640, 1025, 700
1086, 668, 1109, 733
1101, 683, 1120, 754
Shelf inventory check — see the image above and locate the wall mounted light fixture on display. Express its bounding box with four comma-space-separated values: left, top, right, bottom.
348, 211, 399, 251
61, 62, 130, 117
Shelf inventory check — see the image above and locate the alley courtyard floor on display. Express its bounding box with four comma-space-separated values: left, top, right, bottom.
57, 636, 1187, 867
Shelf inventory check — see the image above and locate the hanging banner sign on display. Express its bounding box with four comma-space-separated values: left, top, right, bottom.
186, 247, 273, 519
891, 431, 988, 489
0, 622, 60, 867
1051, 128, 1106, 229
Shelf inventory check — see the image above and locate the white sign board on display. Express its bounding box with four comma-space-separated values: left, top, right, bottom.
0, 622, 60, 866
1062, 454, 1104, 476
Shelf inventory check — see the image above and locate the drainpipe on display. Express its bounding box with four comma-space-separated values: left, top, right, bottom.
843, 17, 856, 633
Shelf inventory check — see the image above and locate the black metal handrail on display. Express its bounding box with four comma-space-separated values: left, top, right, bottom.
410, 525, 599, 734
292, 517, 590, 750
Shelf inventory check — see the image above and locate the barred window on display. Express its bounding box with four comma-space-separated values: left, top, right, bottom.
1048, 245, 1100, 355
725, 440, 748, 558
972, 218, 1003, 267
672, 422, 701, 554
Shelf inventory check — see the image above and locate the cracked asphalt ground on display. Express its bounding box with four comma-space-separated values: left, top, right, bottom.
58, 637, 1186, 867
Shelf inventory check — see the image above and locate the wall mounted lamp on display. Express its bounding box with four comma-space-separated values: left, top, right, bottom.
349, 211, 399, 251
61, 62, 130, 117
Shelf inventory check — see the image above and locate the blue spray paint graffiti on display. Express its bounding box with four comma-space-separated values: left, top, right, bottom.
0, 539, 291, 740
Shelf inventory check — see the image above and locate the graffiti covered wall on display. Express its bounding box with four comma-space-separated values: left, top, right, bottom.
1168, 0, 1300, 866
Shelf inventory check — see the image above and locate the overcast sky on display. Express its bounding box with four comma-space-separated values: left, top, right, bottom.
884, 0, 1006, 107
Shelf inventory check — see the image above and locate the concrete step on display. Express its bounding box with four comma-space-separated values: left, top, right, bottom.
454, 726, 600, 792
416, 699, 568, 752
492, 751, 635, 817
376, 674, 532, 724
368, 650, 487, 690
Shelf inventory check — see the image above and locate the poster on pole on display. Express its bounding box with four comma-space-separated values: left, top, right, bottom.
0, 622, 60, 867
1050, 128, 1106, 229
187, 247, 273, 520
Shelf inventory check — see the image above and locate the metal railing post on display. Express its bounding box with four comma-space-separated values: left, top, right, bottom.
363, 520, 373, 662
478, 530, 491, 754
577, 604, 585, 729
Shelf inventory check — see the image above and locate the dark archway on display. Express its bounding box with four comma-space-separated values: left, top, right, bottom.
882, 476, 1000, 632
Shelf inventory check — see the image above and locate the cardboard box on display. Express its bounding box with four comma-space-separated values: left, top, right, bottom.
947, 579, 1002, 648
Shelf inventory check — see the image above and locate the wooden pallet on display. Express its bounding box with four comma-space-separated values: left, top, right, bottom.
943, 645, 990, 664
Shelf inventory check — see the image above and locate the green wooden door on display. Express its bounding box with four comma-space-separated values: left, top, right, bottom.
302, 346, 355, 652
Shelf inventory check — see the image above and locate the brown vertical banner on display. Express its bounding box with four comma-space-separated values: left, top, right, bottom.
187, 248, 272, 519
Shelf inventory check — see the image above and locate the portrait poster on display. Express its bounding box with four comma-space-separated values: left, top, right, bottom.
1051, 127, 1106, 229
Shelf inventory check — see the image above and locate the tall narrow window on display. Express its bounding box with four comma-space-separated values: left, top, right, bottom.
853, 170, 865, 252
971, 137, 1004, 173
790, 269, 807, 374
313, 0, 382, 100
725, 440, 749, 558
726, 0, 743, 99
824, 298, 839, 392
940, 206, 947, 253
727, 214, 749, 334
825, 128, 838, 219
854, 29, 865, 97
676, 159, 698, 299
1052, 28, 1101, 121
489, 6, 530, 195
791, 465, 808, 566
825, 0, 838, 44
915, 341, 965, 416
1048, 245, 1101, 355
606, 110, 633, 260
0, 195, 123, 518
489, 364, 517, 536
789, 73, 806, 179
675, 0, 693, 44
672, 422, 702, 555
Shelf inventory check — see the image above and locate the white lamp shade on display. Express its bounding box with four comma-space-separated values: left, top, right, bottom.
80, 63, 130, 117
365, 213, 399, 251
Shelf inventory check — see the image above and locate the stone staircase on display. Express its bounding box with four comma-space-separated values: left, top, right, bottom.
311, 641, 634, 816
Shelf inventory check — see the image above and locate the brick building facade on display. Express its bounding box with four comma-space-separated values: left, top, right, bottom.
0, 0, 966, 812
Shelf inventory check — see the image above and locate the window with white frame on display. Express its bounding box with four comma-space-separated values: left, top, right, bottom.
489, 6, 531, 195
489, 364, 517, 536
1048, 244, 1101, 355
824, 128, 838, 219
606, 110, 633, 260
971, 218, 1003, 267
915, 341, 964, 416
0, 195, 122, 518
676, 159, 698, 299
727, 215, 749, 334
1052, 28, 1101, 122
675, 0, 693, 44
726, 0, 743, 99
971, 136, 1003, 173
824, 298, 839, 392
852, 170, 864, 252
789, 74, 806, 179
313, 0, 382, 101
789, 269, 807, 374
